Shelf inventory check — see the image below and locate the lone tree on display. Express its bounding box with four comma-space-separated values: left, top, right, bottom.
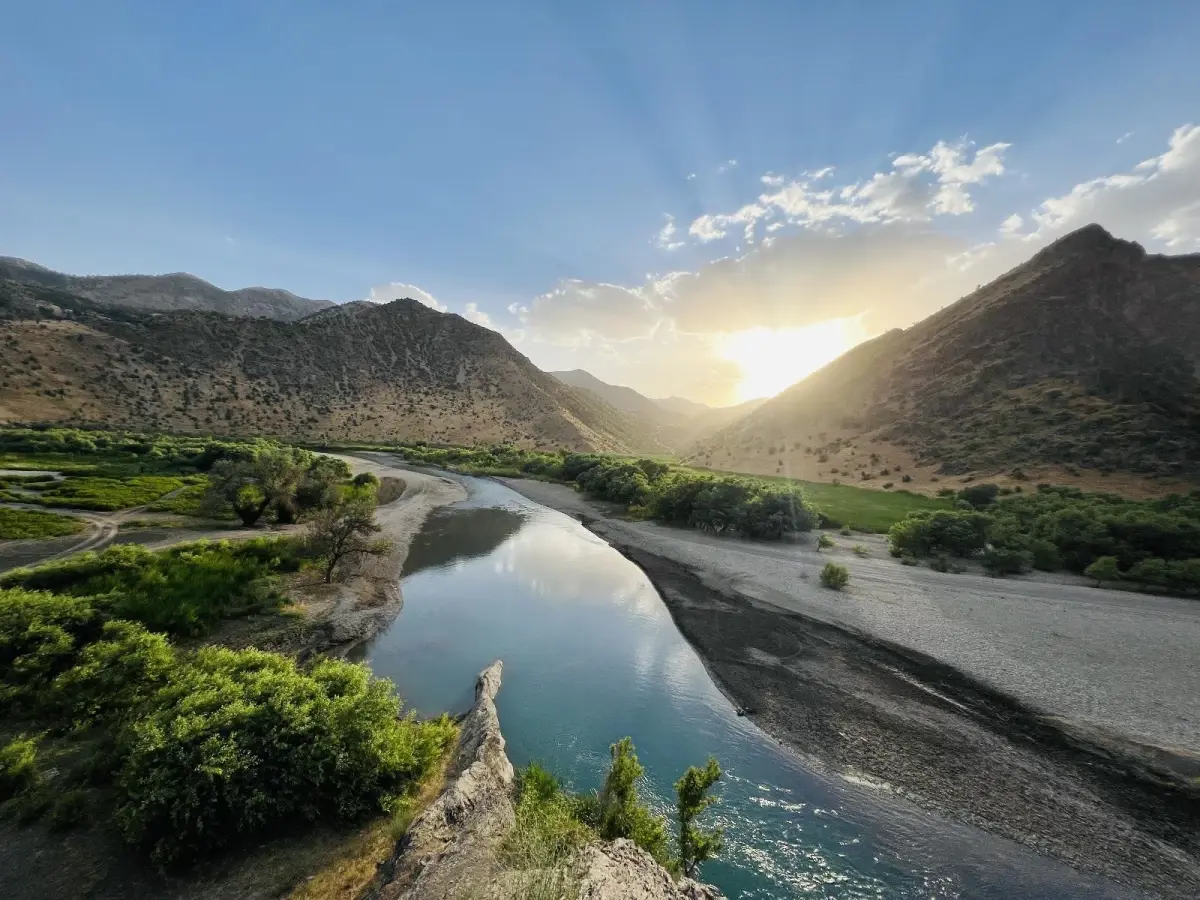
306, 487, 391, 583
203, 448, 310, 526
675, 757, 723, 878
595, 737, 671, 867
1084, 555, 1121, 588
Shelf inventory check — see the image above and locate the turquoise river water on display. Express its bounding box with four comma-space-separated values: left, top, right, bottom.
356, 476, 1138, 899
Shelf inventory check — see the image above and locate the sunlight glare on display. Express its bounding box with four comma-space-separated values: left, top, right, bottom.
720, 318, 868, 402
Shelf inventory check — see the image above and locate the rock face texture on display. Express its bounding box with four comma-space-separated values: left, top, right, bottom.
577, 840, 722, 900
367, 662, 723, 900
368, 661, 516, 900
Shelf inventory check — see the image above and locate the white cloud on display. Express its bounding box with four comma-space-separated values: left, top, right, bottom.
688, 203, 769, 242
512, 280, 657, 345
1026, 123, 1200, 248
809, 166, 836, 180
365, 282, 446, 312
761, 173, 785, 187
999, 213, 1024, 234
462, 301, 496, 330
716, 159, 739, 174
686, 172, 697, 181
1117, 131, 1134, 144
655, 214, 685, 250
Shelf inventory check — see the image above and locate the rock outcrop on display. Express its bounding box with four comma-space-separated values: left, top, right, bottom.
366, 662, 724, 900
367, 661, 516, 900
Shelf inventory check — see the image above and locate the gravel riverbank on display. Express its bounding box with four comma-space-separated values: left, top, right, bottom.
499, 477, 1200, 899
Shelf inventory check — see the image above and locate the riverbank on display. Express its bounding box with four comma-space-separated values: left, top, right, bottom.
498, 477, 1200, 899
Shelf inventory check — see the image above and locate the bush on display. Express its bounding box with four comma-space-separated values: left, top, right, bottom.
53, 620, 176, 728
1029, 539, 1062, 572
1085, 556, 1121, 586
0, 735, 40, 801
0, 588, 102, 710
0, 508, 85, 540
959, 483, 1001, 509
48, 788, 92, 830
1126, 557, 1169, 588
1, 540, 294, 636
888, 509, 990, 558
982, 545, 1032, 577
852, 544, 868, 557
819, 562, 849, 590
590, 737, 672, 869
351, 472, 380, 489
115, 648, 456, 866
817, 533, 835, 551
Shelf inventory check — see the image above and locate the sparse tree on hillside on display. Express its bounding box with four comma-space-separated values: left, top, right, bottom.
306, 487, 391, 583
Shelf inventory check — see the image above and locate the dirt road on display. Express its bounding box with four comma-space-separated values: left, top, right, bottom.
499, 477, 1200, 899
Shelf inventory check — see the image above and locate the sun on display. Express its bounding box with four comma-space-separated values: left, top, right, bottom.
719, 318, 868, 403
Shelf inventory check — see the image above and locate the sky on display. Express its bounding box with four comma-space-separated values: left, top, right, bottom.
3, 1, 1200, 406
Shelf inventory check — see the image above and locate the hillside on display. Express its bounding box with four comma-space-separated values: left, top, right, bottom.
0, 256, 334, 321
0, 281, 670, 453
689, 224, 1200, 487
550, 369, 768, 450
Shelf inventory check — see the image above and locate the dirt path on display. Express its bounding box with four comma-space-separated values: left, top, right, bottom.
498, 477, 1200, 899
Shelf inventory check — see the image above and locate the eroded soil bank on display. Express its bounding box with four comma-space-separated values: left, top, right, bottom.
499, 477, 1200, 900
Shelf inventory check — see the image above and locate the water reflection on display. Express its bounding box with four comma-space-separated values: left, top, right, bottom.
363, 477, 1139, 900
402, 506, 526, 577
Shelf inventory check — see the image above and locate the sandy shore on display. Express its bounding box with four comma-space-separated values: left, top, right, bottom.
498, 477, 1200, 899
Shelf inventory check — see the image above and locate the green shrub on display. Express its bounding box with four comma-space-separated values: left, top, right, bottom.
675, 758, 723, 878
1, 540, 295, 636
899, 555, 919, 567
888, 509, 990, 558
820, 562, 849, 590
0, 735, 40, 801
982, 546, 1032, 577
1126, 557, 1169, 587
48, 788, 91, 830
1029, 539, 1062, 572
0, 589, 103, 710
817, 533, 835, 551
1085, 556, 1121, 586
929, 553, 952, 573
352, 472, 381, 489
31, 475, 187, 511
54, 620, 176, 728
852, 544, 869, 557
959, 483, 1001, 509
115, 649, 455, 865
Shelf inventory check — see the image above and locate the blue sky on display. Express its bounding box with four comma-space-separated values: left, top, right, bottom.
3, 1, 1200, 402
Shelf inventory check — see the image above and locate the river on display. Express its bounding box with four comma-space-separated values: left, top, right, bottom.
355, 475, 1137, 899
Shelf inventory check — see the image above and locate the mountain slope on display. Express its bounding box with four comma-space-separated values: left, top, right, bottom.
549, 369, 680, 421
0, 282, 669, 453
689, 224, 1200, 484
0, 256, 334, 321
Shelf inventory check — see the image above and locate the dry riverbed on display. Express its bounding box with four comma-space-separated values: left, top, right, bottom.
499, 477, 1200, 900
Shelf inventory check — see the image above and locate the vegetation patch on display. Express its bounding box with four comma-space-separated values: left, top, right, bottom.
888, 482, 1200, 593
0, 507, 85, 540
28, 474, 191, 511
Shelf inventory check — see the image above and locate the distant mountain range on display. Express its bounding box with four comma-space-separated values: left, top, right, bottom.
0, 256, 334, 321
688, 224, 1200, 486
3, 224, 1197, 488
0, 280, 669, 453
549, 369, 768, 449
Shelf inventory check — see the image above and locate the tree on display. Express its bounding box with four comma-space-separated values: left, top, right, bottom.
1084, 555, 1121, 587
959, 483, 1000, 509
305, 488, 390, 583
820, 562, 849, 590
203, 448, 311, 526
596, 737, 671, 867
675, 757, 723, 878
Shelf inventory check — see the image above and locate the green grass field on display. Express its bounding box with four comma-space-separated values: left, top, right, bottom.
28, 475, 190, 511
0, 507, 85, 540
680, 466, 949, 532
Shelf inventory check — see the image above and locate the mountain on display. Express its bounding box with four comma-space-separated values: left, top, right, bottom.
549, 370, 770, 450
0, 256, 334, 321
550, 370, 678, 421
688, 224, 1200, 487
0, 281, 670, 453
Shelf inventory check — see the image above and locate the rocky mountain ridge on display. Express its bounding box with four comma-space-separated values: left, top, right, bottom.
0, 255, 334, 321
0, 280, 668, 453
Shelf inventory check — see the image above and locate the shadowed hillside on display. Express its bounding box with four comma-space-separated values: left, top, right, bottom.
689, 224, 1200, 486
